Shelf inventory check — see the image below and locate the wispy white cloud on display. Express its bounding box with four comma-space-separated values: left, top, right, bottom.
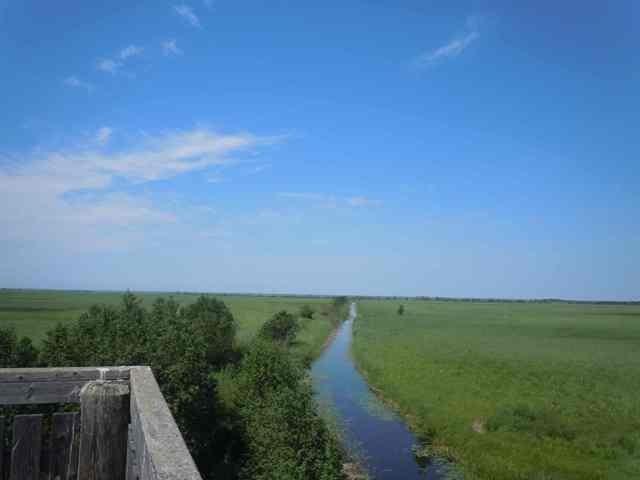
97, 58, 122, 74
95, 127, 113, 146
278, 192, 381, 209
161, 39, 183, 56
173, 5, 201, 28
119, 45, 144, 60
206, 174, 226, 183
0, 128, 280, 252
97, 44, 144, 75
346, 196, 382, 207
278, 192, 326, 201
63, 76, 94, 93
413, 15, 482, 68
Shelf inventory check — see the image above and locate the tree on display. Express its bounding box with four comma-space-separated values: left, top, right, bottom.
14, 337, 39, 367
299, 304, 315, 319
333, 296, 348, 308
259, 311, 299, 345
0, 326, 39, 367
397, 304, 405, 315
0, 326, 17, 367
182, 295, 237, 368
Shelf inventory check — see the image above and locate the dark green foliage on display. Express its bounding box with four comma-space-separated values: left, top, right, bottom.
299, 304, 315, 319
397, 304, 404, 315
0, 326, 39, 367
14, 337, 39, 367
31, 293, 345, 480
38, 294, 236, 478
0, 326, 17, 367
333, 296, 348, 309
259, 311, 299, 345
231, 338, 345, 480
182, 295, 236, 367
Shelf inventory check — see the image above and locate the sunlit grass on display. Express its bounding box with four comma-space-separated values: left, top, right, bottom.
0, 289, 339, 360
352, 300, 640, 479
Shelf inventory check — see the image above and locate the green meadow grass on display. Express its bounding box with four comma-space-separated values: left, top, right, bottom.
0, 289, 340, 359
352, 300, 640, 480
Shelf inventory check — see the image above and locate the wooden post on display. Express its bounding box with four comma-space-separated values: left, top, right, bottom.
10, 414, 43, 480
49, 412, 80, 480
0, 416, 4, 480
78, 382, 130, 480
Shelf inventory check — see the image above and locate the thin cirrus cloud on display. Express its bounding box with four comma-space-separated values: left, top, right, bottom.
161, 39, 183, 56
97, 44, 144, 74
413, 16, 482, 68
0, 127, 279, 251
278, 192, 382, 208
173, 5, 201, 28
63, 76, 94, 93
95, 127, 113, 146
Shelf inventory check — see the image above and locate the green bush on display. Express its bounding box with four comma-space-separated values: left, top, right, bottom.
231, 338, 345, 480
259, 310, 299, 345
38, 294, 236, 478
8, 294, 346, 480
300, 304, 315, 319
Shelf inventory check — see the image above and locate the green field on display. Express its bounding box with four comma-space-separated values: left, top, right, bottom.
352, 300, 640, 480
0, 289, 340, 360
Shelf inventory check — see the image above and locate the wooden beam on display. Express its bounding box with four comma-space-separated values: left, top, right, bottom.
0, 381, 87, 405
129, 366, 203, 480
0, 367, 131, 405
0, 367, 130, 384
10, 415, 43, 480
78, 382, 130, 480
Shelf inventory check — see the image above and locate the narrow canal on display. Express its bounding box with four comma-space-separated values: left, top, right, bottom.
311, 303, 453, 480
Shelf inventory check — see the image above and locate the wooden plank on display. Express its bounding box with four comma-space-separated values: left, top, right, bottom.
78, 382, 129, 480
0, 416, 4, 480
66, 413, 80, 480
0, 367, 130, 384
10, 414, 43, 480
129, 366, 202, 480
49, 413, 79, 480
0, 382, 88, 405
125, 423, 140, 480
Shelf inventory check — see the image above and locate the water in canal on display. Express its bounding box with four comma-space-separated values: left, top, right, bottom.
311, 303, 455, 480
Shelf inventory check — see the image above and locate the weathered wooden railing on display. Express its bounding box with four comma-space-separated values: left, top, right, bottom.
0, 366, 203, 480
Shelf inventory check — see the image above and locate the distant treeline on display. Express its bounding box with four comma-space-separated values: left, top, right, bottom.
353, 296, 640, 305
2, 288, 636, 305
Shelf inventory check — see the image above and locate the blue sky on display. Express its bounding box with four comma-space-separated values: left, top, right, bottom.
1, 1, 638, 299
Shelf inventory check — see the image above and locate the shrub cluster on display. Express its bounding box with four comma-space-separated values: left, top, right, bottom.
1, 293, 346, 480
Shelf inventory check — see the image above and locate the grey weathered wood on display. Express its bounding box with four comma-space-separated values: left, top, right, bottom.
128, 366, 202, 480
0, 382, 87, 405
0, 367, 130, 384
10, 415, 43, 480
0, 416, 4, 480
49, 413, 79, 480
69, 411, 81, 480
78, 382, 129, 480
125, 423, 139, 480
0, 367, 131, 405
0, 366, 203, 480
